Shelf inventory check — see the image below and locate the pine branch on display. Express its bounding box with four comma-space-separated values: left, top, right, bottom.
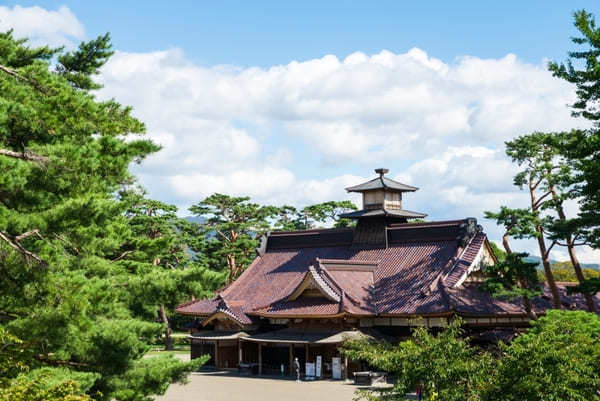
545, 240, 557, 258
0, 148, 49, 165
0, 230, 45, 265
34, 354, 91, 368
0, 63, 51, 94
533, 191, 552, 209
111, 250, 133, 262
15, 229, 42, 242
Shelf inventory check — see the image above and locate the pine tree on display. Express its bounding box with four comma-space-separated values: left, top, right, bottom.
548, 10, 600, 249
484, 207, 542, 319
0, 32, 202, 400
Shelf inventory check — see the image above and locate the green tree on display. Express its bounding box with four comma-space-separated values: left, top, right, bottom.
343, 312, 600, 401
0, 32, 201, 400
488, 310, 600, 401
501, 136, 566, 309
274, 201, 357, 230
480, 252, 541, 320
189, 194, 278, 283
300, 201, 357, 228
505, 132, 596, 311
485, 207, 543, 318
117, 189, 223, 350
547, 9, 600, 295
342, 319, 493, 401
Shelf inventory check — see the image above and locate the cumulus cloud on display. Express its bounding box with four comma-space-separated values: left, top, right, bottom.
0, 5, 84, 47
95, 45, 595, 260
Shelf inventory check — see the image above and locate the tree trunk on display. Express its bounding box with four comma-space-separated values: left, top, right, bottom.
535, 226, 562, 309
529, 178, 562, 309
565, 240, 597, 312
159, 304, 173, 351
549, 184, 596, 312
502, 233, 512, 254
226, 254, 236, 284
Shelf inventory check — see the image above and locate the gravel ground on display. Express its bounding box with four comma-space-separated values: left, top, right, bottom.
155, 371, 365, 401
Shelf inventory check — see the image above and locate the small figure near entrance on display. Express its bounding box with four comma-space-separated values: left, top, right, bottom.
293, 357, 300, 382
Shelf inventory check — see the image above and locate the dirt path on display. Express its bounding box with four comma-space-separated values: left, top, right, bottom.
156, 371, 361, 401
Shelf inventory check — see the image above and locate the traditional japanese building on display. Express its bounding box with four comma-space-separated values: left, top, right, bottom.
176, 168, 598, 378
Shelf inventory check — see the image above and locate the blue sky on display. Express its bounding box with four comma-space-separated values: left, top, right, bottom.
1, 2, 599, 262
3, 1, 596, 66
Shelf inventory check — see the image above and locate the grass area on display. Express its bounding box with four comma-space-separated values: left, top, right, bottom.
146, 344, 191, 356
146, 331, 191, 356
146, 349, 190, 356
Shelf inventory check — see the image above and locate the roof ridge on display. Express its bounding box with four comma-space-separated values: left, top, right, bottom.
316, 260, 361, 305
270, 227, 354, 236
388, 219, 469, 229
441, 232, 482, 286
310, 264, 342, 302
421, 234, 474, 297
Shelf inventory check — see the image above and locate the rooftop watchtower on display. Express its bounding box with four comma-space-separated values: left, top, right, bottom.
340, 168, 426, 246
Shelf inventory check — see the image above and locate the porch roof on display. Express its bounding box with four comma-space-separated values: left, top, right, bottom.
240, 328, 369, 344
189, 331, 249, 341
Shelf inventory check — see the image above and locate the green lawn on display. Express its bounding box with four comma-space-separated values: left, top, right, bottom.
146, 331, 191, 356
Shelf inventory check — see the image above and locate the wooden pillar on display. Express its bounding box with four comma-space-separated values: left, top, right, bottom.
288, 344, 293, 376
238, 340, 243, 366
305, 343, 309, 366
214, 340, 219, 369
258, 343, 263, 375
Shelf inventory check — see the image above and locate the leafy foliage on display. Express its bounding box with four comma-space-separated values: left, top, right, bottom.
490, 310, 600, 401
484, 208, 542, 318
343, 319, 493, 401
548, 10, 600, 248
189, 194, 279, 282
538, 261, 600, 283
344, 311, 600, 401
0, 32, 203, 400
189, 195, 358, 282
487, 241, 506, 262
480, 252, 541, 300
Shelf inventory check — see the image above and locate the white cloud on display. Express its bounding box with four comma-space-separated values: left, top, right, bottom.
0, 5, 84, 47
95, 46, 595, 263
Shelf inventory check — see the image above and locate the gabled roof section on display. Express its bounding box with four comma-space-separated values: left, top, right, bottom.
200, 295, 254, 326
443, 233, 491, 288
287, 264, 341, 302
345, 175, 418, 193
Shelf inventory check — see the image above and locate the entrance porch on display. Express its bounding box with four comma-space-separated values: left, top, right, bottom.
190, 328, 366, 378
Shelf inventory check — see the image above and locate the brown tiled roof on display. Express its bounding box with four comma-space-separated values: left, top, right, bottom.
253, 298, 342, 316
176, 218, 596, 322
443, 232, 486, 287
447, 282, 600, 316
176, 298, 218, 315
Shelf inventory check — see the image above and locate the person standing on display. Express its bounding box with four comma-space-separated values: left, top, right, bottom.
293, 357, 300, 382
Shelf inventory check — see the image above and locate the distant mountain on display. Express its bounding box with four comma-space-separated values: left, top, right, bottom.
184, 216, 205, 224
524, 255, 600, 270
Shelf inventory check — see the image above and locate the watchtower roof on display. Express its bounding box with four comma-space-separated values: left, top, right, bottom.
345, 168, 418, 193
